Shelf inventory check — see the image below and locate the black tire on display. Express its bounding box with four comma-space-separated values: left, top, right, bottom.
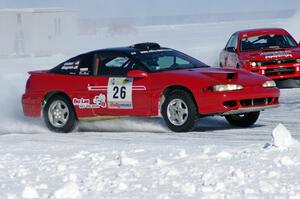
43, 95, 78, 133
161, 90, 198, 132
225, 111, 260, 127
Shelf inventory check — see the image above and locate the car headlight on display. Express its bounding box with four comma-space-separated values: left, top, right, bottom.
213, 84, 244, 92
262, 80, 276, 88
296, 58, 300, 63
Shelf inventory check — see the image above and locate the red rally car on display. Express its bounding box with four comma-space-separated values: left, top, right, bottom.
22, 43, 280, 133
220, 28, 300, 80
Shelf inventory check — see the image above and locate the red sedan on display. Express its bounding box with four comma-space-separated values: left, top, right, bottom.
22, 43, 280, 133
220, 28, 300, 80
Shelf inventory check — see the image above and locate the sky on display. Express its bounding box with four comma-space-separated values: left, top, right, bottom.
0, 0, 300, 18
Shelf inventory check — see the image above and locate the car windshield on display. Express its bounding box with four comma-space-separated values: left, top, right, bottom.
240, 34, 298, 52
133, 49, 208, 72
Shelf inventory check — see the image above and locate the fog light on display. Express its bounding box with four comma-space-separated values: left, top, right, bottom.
251, 62, 257, 67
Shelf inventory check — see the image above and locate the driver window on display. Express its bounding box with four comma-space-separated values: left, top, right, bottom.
98, 53, 133, 76
106, 57, 130, 68
157, 56, 174, 69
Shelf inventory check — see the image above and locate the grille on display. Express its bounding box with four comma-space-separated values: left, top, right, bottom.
223, 98, 278, 108
265, 67, 295, 76
240, 98, 269, 106
261, 59, 297, 66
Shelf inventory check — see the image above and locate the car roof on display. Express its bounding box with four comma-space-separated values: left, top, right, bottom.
84, 43, 171, 56
237, 28, 289, 38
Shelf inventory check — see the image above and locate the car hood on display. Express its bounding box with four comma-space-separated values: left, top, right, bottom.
239, 48, 300, 62
160, 67, 269, 87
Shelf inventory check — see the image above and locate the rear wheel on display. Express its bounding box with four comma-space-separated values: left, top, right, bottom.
161, 90, 198, 132
43, 95, 78, 133
225, 111, 260, 127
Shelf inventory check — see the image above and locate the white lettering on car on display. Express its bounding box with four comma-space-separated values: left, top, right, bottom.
73, 94, 106, 109
262, 51, 293, 59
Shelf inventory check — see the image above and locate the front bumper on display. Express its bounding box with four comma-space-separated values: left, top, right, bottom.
250, 64, 300, 80
197, 86, 280, 115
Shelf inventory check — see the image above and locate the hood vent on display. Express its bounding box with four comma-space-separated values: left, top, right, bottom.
202, 71, 238, 81
227, 72, 238, 80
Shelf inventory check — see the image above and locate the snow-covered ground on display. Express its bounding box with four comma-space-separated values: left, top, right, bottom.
1, 15, 300, 198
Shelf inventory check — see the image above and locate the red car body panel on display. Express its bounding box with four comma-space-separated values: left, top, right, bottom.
22, 67, 280, 120
220, 28, 300, 80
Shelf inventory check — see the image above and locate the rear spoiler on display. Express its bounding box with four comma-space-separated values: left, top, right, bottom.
28, 70, 48, 75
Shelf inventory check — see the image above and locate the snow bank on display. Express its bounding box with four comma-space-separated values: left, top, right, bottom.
272, 123, 298, 148
54, 182, 81, 199
22, 186, 39, 199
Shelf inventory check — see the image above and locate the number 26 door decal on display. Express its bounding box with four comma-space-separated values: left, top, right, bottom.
107, 78, 133, 109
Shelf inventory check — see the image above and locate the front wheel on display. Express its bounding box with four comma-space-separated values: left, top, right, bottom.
161, 90, 198, 132
225, 111, 260, 127
43, 95, 78, 133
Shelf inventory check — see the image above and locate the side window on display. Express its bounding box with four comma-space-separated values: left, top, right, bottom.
58, 57, 80, 75
106, 57, 130, 68
99, 53, 133, 76
51, 53, 95, 76
152, 56, 190, 69
157, 56, 174, 69
176, 57, 190, 65
225, 35, 234, 49
78, 53, 94, 76
225, 33, 238, 51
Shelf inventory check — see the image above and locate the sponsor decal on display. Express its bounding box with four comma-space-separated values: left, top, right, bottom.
107, 77, 133, 109
61, 61, 80, 70
262, 51, 292, 59
139, 49, 173, 54
108, 102, 132, 109
79, 67, 90, 75
85, 80, 147, 109
73, 94, 106, 109
93, 94, 107, 108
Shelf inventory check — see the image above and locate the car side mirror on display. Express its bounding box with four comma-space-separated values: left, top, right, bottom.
127, 70, 148, 78
227, 47, 236, 52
